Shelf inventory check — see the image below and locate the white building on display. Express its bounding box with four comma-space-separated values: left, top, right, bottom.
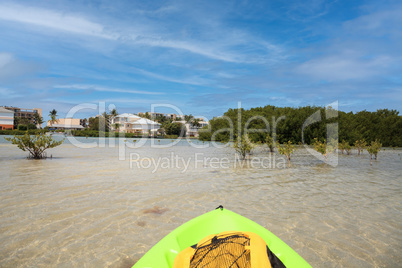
174, 119, 209, 137
0, 107, 14, 130
111, 113, 161, 135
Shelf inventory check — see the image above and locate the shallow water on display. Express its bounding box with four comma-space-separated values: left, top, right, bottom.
0, 136, 401, 267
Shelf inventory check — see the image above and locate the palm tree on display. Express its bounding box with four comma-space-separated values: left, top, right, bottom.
192, 118, 201, 128
33, 113, 44, 129
100, 112, 109, 131
81, 118, 88, 128
49, 109, 58, 125
113, 123, 121, 132
184, 114, 194, 123
109, 109, 119, 132
110, 108, 118, 118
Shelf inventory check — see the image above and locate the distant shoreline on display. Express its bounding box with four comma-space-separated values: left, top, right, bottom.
0, 129, 199, 140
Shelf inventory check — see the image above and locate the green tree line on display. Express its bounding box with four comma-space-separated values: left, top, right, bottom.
199, 105, 402, 147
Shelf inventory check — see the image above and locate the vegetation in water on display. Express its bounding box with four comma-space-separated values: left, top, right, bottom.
265, 134, 275, 153
5, 132, 64, 159
367, 139, 382, 165
339, 140, 351, 155
233, 135, 254, 160
277, 140, 296, 166
313, 138, 337, 163
355, 139, 367, 155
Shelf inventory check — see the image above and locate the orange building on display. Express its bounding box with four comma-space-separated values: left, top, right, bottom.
0, 107, 14, 130
2, 106, 42, 128
47, 118, 85, 130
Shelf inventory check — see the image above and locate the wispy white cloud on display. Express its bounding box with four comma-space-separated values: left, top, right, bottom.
0, 53, 13, 68
131, 68, 210, 86
43, 97, 167, 105
0, 3, 283, 64
0, 52, 42, 82
284, 0, 334, 22
343, 6, 402, 38
0, 3, 117, 39
54, 84, 164, 95
136, 38, 243, 63
295, 54, 393, 81
134, 5, 179, 16
0, 87, 24, 99
92, 98, 168, 104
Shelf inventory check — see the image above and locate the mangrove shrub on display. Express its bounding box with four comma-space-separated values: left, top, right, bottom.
278, 140, 296, 166
367, 139, 382, 164
355, 140, 367, 155
5, 133, 64, 159
265, 134, 275, 153
313, 138, 337, 164
339, 140, 351, 155
233, 135, 254, 160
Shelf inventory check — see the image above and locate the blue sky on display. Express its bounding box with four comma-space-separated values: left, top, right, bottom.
0, 0, 401, 121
